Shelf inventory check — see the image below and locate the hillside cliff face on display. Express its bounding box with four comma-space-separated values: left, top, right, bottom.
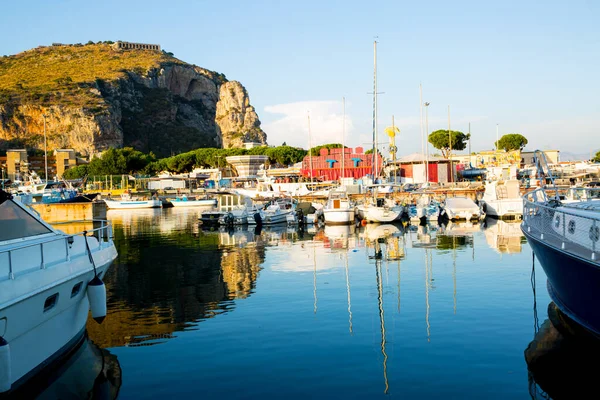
0, 43, 267, 157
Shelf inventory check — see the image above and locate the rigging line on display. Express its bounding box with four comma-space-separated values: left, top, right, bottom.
83, 230, 98, 277
531, 251, 539, 335
344, 251, 353, 334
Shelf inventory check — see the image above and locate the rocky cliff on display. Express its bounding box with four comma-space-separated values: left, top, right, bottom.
0, 43, 267, 157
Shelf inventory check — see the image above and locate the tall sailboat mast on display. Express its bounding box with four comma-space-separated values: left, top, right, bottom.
419, 83, 425, 183
308, 112, 314, 185
341, 97, 346, 182
372, 40, 379, 179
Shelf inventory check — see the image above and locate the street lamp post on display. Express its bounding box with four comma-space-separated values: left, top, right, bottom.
42, 114, 48, 182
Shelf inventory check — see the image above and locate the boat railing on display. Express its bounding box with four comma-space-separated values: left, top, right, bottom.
0, 219, 114, 281
523, 187, 599, 262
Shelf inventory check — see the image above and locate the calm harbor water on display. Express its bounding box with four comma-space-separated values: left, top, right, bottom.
38, 206, 590, 399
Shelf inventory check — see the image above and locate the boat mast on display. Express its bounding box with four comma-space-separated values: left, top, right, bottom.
308, 112, 314, 186
419, 84, 425, 183
448, 106, 453, 182
372, 40, 379, 180
341, 96, 346, 183
468, 122, 472, 168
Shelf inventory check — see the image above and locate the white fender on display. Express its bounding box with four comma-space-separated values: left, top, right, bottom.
87, 276, 107, 324
0, 336, 11, 393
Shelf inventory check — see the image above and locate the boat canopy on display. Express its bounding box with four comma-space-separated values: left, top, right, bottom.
0, 192, 52, 242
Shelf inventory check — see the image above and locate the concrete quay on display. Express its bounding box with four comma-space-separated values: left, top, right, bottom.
30, 201, 107, 223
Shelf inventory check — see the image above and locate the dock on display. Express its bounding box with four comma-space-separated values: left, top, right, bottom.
30, 201, 107, 223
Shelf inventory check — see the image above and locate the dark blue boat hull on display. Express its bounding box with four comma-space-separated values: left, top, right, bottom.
524, 228, 600, 336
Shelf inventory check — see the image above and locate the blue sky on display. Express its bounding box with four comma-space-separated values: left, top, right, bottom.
2, 0, 598, 159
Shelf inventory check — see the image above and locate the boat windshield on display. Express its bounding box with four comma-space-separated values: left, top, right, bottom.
0, 199, 52, 242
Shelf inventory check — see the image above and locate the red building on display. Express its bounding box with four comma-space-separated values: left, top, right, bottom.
301, 147, 382, 181
389, 153, 454, 183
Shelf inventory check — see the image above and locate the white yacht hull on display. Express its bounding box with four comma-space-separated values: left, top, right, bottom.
262, 210, 292, 225
358, 205, 403, 223
104, 199, 162, 209
323, 209, 355, 225
169, 199, 216, 207
0, 245, 117, 391
481, 199, 523, 219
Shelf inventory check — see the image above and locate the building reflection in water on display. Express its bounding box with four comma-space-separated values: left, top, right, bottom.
482, 219, 525, 254
8, 334, 121, 399
86, 208, 269, 348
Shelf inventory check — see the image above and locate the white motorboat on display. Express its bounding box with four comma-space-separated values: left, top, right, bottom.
439, 196, 484, 221
410, 194, 441, 223
356, 184, 409, 223
104, 193, 162, 209
480, 179, 523, 219
219, 199, 263, 226
0, 189, 117, 394
323, 187, 355, 225
357, 197, 408, 223
296, 201, 324, 225
168, 195, 217, 208
255, 197, 297, 225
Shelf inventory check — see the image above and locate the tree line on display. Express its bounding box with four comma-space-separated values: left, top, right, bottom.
63, 133, 533, 179
63, 145, 309, 179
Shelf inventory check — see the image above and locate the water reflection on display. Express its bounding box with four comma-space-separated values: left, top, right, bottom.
525, 302, 600, 400
67, 209, 542, 397
87, 208, 267, 348
9, 335, 121, 399
84, 214, 528, 350
483, 219, 525, 253
361, 223, 406, 395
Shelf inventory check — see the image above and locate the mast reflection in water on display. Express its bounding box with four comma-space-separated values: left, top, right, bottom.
87, 208, 268, 347
59, 208, 582, 398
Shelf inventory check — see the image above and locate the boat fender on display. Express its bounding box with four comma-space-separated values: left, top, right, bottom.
361, 219, 368, 226
0, 336, 10, 393
88, 276, 107, 324
253, 212, 263, 226
296, 209, 304, 225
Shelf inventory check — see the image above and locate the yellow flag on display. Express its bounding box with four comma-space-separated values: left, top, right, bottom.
385, 126, 400, 138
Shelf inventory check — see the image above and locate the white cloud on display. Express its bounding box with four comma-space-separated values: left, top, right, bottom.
262, 100, 354, 148
516, 117, 600, 154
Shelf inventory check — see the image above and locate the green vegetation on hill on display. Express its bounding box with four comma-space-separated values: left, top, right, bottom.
0, 42, 180, 106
